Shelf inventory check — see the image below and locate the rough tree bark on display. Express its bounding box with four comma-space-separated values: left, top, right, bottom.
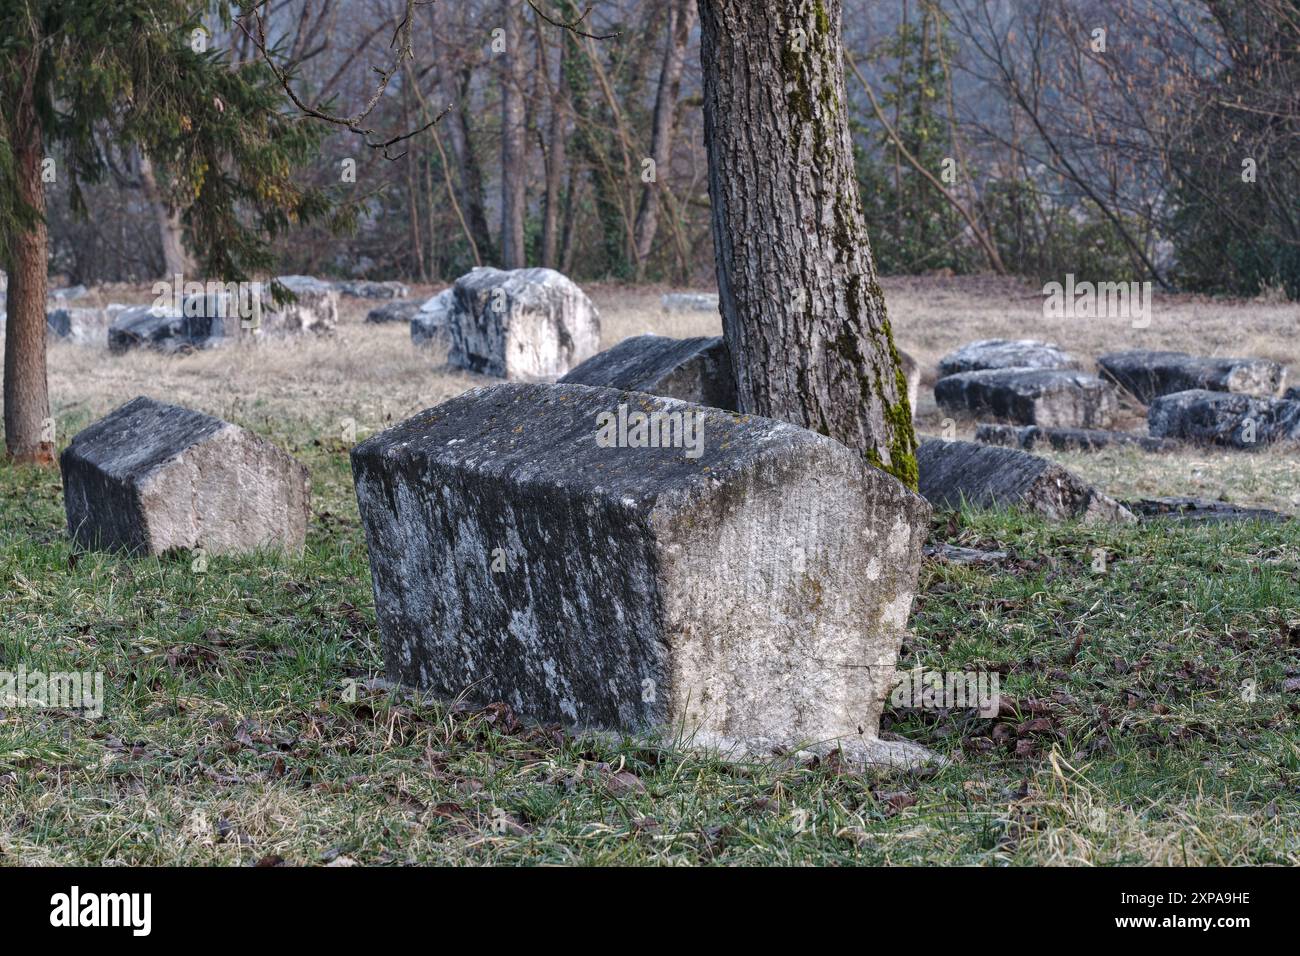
3, 52, 54, 466
633, 0, 696, 276
499, 0, 527, 269
697, 0, 917, 487
453, 67, 496, 265
538, 23, 568, 269
139, 152, 194, 278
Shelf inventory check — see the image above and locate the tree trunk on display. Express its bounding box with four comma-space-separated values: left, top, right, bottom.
697, 0, 917, 487
499, 0, 527, 269
454, 68, 496, 266
4, 78, 54, 466
539, 27, 568, 270
634, 0, 696, 276
138, 152, 193, 278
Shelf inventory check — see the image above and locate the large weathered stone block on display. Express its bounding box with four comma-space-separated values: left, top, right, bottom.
559, 334, 737, 409
1098, 349, 1286, 403
937, 339, 1078, 377
61, 397, 310, 556
351, 383, 930, 761
916, 439, 1134, 523
1147, 389, 1300, 448
446, 267, 600, 380
935, 368, 1117, 428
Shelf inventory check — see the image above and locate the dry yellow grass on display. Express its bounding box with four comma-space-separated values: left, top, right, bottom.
33, 274, 1300, 510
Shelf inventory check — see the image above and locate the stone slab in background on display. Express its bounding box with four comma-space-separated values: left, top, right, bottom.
559, 334, 737, 409
1098, 349, 1286, 403
47, 306, 111, 346
61, 396, 310, 556
975, 423, 1177, 453
935, 368, 1117, 428
351, 382, 931, 763
365, 299, 422, 324
916, 439, 1134, 523
107, 305, 216, 354
937, 339, 1079, 377
1147, 389, 1300, 448
661, 292, 719, 312
447, 267, 600, 380
336, 279, 410, 299
259, 275, 338, 336
923, 543, 1009, 564
411, 289, 453, 347
1124, 496, 1292, 524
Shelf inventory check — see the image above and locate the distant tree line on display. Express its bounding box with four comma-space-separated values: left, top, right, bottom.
40, 0, 1300, 299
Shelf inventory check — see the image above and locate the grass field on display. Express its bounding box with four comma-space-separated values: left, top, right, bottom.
1, 276, 1298, 865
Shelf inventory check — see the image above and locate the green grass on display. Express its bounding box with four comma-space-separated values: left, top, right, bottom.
2, 419, 1298, 865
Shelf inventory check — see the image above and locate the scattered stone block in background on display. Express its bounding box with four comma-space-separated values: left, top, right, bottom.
259, 275, 338, 336
447, 267, 600, 380
351, 382, 930, 763
975, 423, 1177, 453
105, 290, 245, 354
935, 368, 1117, 428
559, 334, 737, 409
410, 289, 454, 347
336, 279, 410, 299
61, 396, 310, 556
108, 305, 203, 354
660, 292, 719, 312
916, 439, 1134, 523
1124, 496, 1292, 524
47, 306, 111, 346
365, 299, 422, 324
937, 339, 1079, 377
1098, 349, 1286, 403
1147, 389, 1300, 448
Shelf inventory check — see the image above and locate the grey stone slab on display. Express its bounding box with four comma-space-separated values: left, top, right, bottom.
61, 397, 310, 556
447, 267, 600, 380
1098, 349, 1286, 403
351, 382, 930, 759
559, 334, 737, 409
922, 543, 1009, 564
47, 306, 111, 346
258, 275, 338, 336
337, 279, 410, 299
107, 306, 221, 354
935, 368, 1117, 428
1147, 389, 1300, 448
365, 299, 422, 324
916, 439, 1134, 523
975, 423, 1177, 453
937, 339, 1078, 377
1124, 497, 1292, 524
411, 289, 453, 347
660, 292, 719, 312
